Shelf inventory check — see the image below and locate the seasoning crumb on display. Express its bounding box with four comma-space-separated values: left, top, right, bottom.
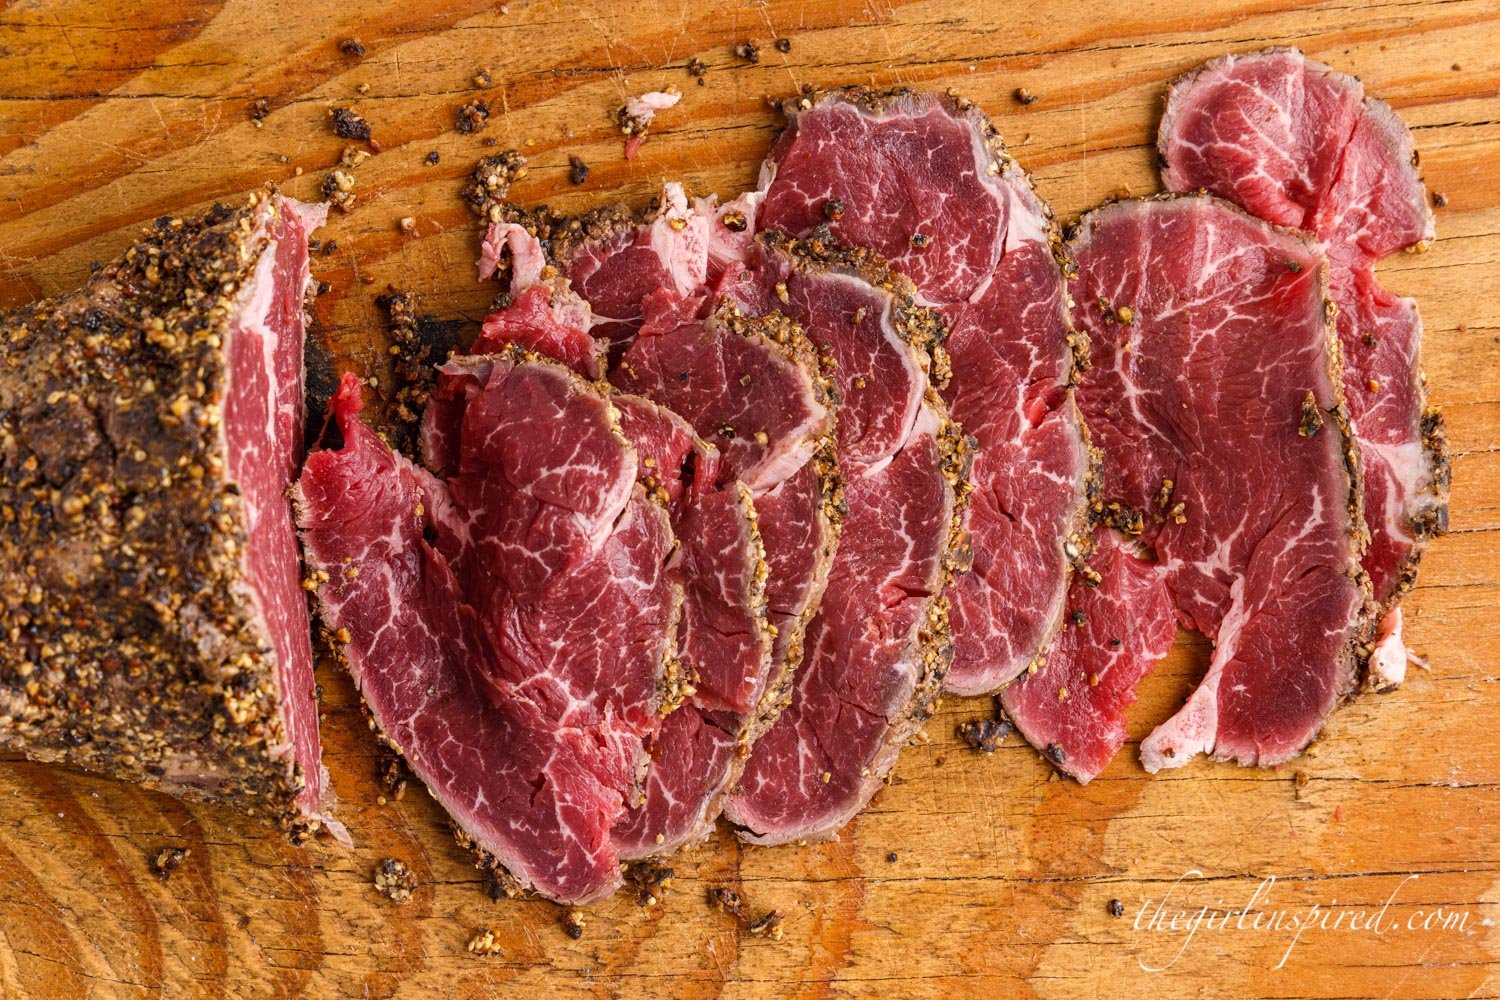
338, 37, 367, 58
910, 232, 932, 248
461, 151, 527, 219
150, 846, 189, 880
456, 100, 492, 134
1115, 304, 1135, 325
249, 97, 271, 126
467, 928, 503, 957
340, 145, 371, 169
397, 216, 416, 235
424, 151, 440, 166
1432, 191, 1448, 208
886, 852, 898, 863
687, 57, 708, 84
747, 910, 784, 941
823, 198, 846, 221
1014, 87, 1039, 106
331, 107, 372, 142
722, 210, 749, 233
373, 858, 417, 904
774, 38, 792, 53
560, 908, 586, 939
958, 715, 1013, 754
1045, 742, 1068, 765
568, 155, 590, 185
626, 860, 674, 907
355, 82, 371, 95
1108, 898, 1125, 918
1286, 259, 1304, 273
320, 169, 357, 212
474, 68, 493, 89
709, 886, 746, 919
734, 41, 760, 64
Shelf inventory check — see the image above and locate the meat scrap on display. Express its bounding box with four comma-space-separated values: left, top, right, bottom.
1159, 48, 1448, 690
0, 192, 340, 840
1066, 196, 1377, 771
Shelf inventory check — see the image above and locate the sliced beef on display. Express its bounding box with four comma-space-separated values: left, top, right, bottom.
1000, 527, 1176, 782
751, 87, 1091, 697
0, 192, 337, 838
480, 213, 844, 854
298, 352, 682, 903
1159, 48, 1448, 687
1067, 196, 1376, 770
612, 306, 843, 853
720, 235, 970, 844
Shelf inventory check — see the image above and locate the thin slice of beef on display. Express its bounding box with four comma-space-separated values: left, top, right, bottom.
720, 234, 971, 844
299, 351, 682, 903
0, 192, 338, 838
606, 393, 773, 858
1159, 48, 1448, 688
1067, 196, 1376, 770
1000, 527, 1176, 782
751, 87, 1092, 697
479, 214, 844, 855
611, 306, 843, 853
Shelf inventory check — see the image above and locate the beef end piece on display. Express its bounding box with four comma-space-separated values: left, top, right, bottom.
753, 86, 1091, 697
1068, 196, 1377, 771
1159, 47, 1447, 688
0, 192, 337, 838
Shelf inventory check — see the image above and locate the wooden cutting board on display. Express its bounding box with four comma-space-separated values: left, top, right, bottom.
2, 0, 1497, 996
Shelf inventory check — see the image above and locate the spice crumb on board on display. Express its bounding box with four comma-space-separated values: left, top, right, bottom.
560, 908, 586, 940
734, 41, 760, 63
320, 169, 357, 212
249, 97, 271, 126
424, 150, 440, 165
338, 37, 366, 58
775, 37, 792, 53
568, 155, 590, 185
747, 910, 785, 941
1109, 898, 1126, 918
456, 100, 492, 134
1014, 87, 1039, 105
687, 57, 708, 83
473, 68, 493, 88
331, 107, 372, 142
150, 847, 189, 880
467, 928, 503, 957
373, 858, 417, 904
709, 886, 746, 919
626, 860, 674, 907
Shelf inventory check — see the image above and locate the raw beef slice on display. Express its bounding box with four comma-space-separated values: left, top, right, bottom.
612, 305, 843, 853
0, 192, 338, 837
722, 234, 971, 844
752, 86, 1092, 697
999, 526, 1176, 782
298, 350, 683, 903
1159, 48, 1448, 687
1068, 196, 1377, 770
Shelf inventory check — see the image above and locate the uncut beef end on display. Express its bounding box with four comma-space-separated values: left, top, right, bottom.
0, 192, 336, 836
1068, 196, 1377, 770
299, 351, 682, 903
751, 86, 1092, 698
1159, 48, 1447, 688
721, 234, 970, 844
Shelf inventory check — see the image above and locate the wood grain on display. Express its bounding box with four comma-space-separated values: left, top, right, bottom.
1, 0, 1497, 996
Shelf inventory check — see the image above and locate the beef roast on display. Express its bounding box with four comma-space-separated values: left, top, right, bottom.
298, 351, 683, 903
750, 87, 1092, 697
720, 234, 970, 844
0, 192, 338, 837
1159, 48, 1448, 688
1067, 196, 1376, 770
1000, 527, 1176, 782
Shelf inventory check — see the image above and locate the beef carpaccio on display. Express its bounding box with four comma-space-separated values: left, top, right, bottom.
1067, 195, 1377, 770
750, 88, 1093, 698
720, 234, 972, 844
0, 192, 339, 838
298, 351, 684, 903
1159, 48, 1448, 689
